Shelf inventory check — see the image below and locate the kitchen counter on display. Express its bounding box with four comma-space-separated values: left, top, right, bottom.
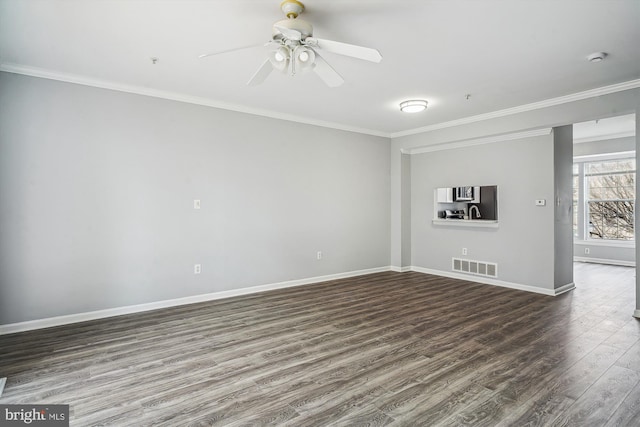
432, 218, 499, 228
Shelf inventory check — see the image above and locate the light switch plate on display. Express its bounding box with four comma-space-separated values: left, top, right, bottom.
194, 199, 201, 209
535, 199, 546, 206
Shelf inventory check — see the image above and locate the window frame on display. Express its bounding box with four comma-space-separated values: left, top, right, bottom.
573, 152, 636, 247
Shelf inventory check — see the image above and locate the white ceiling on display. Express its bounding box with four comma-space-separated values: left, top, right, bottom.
574, 114, 636, 143
1, 0, 639, 137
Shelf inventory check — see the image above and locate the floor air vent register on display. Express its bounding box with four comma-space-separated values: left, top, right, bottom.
452, 258, 498, 278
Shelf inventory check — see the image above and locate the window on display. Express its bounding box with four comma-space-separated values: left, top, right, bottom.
584, 158, 635, 241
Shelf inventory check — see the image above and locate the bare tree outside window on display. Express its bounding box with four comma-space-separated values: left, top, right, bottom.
586, 159, 635, 240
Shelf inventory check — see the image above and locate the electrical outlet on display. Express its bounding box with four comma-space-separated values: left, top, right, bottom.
462, 248, 468, 256
194, 264, 201, 274
584, 248, 590, 255
317, 251, 322, 260
193, 199, 201, 210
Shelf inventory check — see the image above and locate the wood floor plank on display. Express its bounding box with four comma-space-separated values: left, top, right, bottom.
494, 343, 634, 426
554, 344, 628, 400
306, 403, 395, 427
387, 383, 495, 426
614, 339, 640, 372
0, 264, 638, 425
551, 365, 640, 426
496, 394, 576, 427
283, 383, 388, 427
604, 379, 640, 427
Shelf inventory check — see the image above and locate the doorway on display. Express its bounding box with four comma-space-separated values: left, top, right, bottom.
572, 114, 636, 268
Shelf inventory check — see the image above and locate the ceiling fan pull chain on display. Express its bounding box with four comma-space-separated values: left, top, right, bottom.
290, 47, 297, 76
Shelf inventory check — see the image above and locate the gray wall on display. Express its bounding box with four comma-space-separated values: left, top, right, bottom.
574, 136, 635, 157
410, 134, 556, 290
391, 88, 640, 276
2, 71, 638, 324
392, 88, 639, 302
574, 242, 635, 265
0, 72, 391, 324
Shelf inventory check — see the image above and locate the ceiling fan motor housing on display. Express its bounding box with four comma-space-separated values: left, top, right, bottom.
273, 18, 313, 40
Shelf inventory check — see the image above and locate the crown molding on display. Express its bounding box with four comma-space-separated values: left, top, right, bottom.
401, 128, 552, 155
1, 62, 638, 140
391, 79, 640, 139
573, 151, 635, 163
0, 63, 389, 139
573, 130, 635, 144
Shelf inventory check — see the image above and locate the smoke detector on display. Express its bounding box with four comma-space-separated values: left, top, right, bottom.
587, 52, 607, 63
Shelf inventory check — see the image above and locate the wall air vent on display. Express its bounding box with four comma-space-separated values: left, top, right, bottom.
452, 258, 498, 278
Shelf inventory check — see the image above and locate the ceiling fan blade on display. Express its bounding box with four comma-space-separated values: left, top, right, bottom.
312, 51, 344, 87
306, 37, 382, 63
247, 59, 274, 86
274, 25, 302, 41
198, 43, 265, 59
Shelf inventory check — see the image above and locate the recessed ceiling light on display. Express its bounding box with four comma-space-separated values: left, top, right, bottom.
400, 100, 428, 113
587, 52, 607, 63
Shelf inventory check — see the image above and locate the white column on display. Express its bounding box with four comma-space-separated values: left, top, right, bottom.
390, 146, 412, 270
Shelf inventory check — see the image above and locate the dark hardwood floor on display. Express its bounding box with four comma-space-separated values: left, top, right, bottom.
1, 263, 639, 426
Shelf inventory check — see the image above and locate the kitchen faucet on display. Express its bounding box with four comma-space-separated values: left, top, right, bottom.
469, 205, 481, 220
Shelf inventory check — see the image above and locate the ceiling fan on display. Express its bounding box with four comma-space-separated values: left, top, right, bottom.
199, 0, 382, 87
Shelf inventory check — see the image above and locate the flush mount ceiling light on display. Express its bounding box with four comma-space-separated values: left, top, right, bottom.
587, 52, 607, 63
400, 100, 428, 113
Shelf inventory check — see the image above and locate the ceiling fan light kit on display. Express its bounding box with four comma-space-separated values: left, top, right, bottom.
269, 47, 291, 72
298, 49, 311, 62
400, 100, 428, 113
200, 0, 382, 87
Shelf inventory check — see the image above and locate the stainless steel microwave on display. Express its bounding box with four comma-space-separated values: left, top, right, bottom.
455, 186, 474, 201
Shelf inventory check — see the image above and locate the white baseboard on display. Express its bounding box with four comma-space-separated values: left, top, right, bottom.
573, 256, 636, 267
0, 265, 588, 335
634, 310, 640, 319
0, 266, 391, 335
553, 282, 576, 296
410, 266, 572, 296
390, 266, 411, 273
